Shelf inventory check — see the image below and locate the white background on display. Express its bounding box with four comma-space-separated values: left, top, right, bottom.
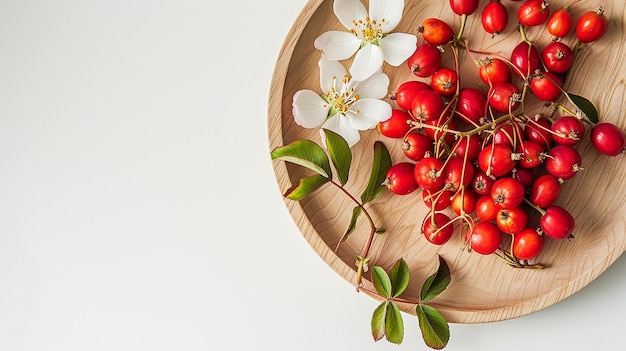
1, 0, 625, 350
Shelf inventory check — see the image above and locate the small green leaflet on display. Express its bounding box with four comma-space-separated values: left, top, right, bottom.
371, 302, 387, 341
339, 206, 362, 243
324, 129, 352, 186
420, 256, 451, 302
389, 258, 410, 298
270, 139, 332, 178
564, 92, 599, 124
416, 304, 450, 350
370, 301, 404, 344
385, 302, 404, 344
361, 141, 392, 204
371, 266, 392, 297
284, 174, 329, 201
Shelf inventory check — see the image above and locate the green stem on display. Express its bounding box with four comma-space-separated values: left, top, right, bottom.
523, 197, 546, 216
457, 14, 468, 40
329, 180, 379, 259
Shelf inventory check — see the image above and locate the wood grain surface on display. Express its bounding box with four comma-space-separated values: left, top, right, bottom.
267, 0, 626, 323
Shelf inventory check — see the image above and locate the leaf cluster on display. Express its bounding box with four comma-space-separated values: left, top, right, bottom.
370, 257, 451, 349
270, 129, 391, 241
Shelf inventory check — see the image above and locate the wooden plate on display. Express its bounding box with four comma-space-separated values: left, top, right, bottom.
268, 0, 626, 323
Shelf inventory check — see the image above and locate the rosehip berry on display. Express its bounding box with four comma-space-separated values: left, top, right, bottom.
518, 0, 550, 27
590, 122, 626, 156
422, 212, 454, 245
384, 162, 419, 195
540, 205, 575, 240
575, 8, 608, 43
545, 144, 582, 180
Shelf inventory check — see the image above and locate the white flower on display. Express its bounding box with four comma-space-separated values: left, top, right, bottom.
292, 57, 392, 147
314, 0, 417, 81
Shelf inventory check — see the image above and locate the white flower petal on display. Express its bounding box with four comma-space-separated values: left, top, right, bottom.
349, 44, 384, 81
292, 90, 330, 128
314, 31, 361, 61
321, 114, 361, 147
369, 0, 405, 33
379, 33, 417, 66
350, 71, 389, 99
347, 99, 392, 130
318, 56, 348, 93
333, 0, 368, 31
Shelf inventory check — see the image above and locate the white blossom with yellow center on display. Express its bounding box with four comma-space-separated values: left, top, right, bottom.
292, 57, 391, 147
314, 0, 416, 81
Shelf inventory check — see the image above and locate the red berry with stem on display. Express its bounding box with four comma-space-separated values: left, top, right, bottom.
431, 67, 458, 97
540, 205, 575, 240
488, 82, 521, 112
545, 144, 582, 180
481, 0, 509, 35
525, 118, 554, 149
422, 212, 455, 245
478, 143, 516, 177
466, 221, 502, 255
450, 0, 480, 16
510, 41, 541, 78
479, 57, 511, 85
575, 8, 608, 43
422, 189, 452, 211
403, 132, 434, 161
419, 18, 455, 45
529, 71, 563, 101
412, 89, 445, 122
407, 44, 442, 78
491, 177, 525, 209
456, 87, 487, 125
496, 206, 529, 234
384, 162, 419, 195
415, 157, 445, 191
530, 174, 561, 208
541, 41, 574, 74
513, 228, 545, 260
551, 116, 585, 146
518, 0, 550, 27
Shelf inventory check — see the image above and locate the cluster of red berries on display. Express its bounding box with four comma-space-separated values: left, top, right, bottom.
378, 0, 625, 267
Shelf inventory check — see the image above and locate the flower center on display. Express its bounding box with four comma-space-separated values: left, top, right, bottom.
351, 16, 385, 44
324, 75, 359, 115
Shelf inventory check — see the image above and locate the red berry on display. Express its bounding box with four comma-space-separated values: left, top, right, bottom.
590, 123, 626, 156
407, 44, 442, 78
540, 205, 575, 240
547, 8, 573, 38
518, 0, 550, 27
385, 162, 419, 195
575, 8, 608, 43
481, 0, 509, 35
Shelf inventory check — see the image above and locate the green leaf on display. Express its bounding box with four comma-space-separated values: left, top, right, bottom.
324, 129, 352, 186
420, 256, 451, 302
385, 302, 405, 344
371, 266, 392, 298
360, 141, 392, 204
371, 301, 387, 342
341, 206, 362, 242
564, 92, 599, 124
270, 140, 332, 178
389, 258, 410, 298
284, 174, 330, 201
416, 304, 450, 350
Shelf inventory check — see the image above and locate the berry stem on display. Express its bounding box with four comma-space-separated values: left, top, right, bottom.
523, 197, 546, 216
